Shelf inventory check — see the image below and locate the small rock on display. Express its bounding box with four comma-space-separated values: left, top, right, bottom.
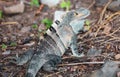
58, 75, 63, 77
41, 0, 61, 7
95, 0, 120, 11
117, 71, 120, 77
3, 1, 25, 14
30, 34, 35, 37
2, 50, 11, 55
108, 0, 120, 12
24, 41, 35, 46
3, 37, 8, 42
95, 0, 109, 7
20, 26, 31, 33
115, 54, 120, 60
11, 35, 17, 41
87, 47, 102, 56
0, 38, 1, 43
90, 61, 119, 77
22, 37, 33, 44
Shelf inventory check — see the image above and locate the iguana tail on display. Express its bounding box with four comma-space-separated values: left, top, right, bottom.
25, 52, 61, 77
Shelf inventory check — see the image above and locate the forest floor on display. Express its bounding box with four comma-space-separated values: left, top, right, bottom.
0, 0, 120, 77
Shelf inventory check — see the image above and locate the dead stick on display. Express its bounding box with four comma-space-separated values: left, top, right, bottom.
80, 26, 120, 44
94, 0, 112, 37
97, 0, 112, 24
58, 61, 120, 66
87, 0, 95, 9
1, 22, 19, 25
94, 11, 120, 37
46, 72, 62, 77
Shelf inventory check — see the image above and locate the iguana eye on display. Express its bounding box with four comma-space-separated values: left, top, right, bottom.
74, 12, 78, 15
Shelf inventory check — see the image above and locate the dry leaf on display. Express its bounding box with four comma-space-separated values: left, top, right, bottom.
3, 2, 25, 14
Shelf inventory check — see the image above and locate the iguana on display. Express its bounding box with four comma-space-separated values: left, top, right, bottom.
13, 8, 90, 77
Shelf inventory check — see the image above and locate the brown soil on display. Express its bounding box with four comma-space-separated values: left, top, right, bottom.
0, 0, 119, 77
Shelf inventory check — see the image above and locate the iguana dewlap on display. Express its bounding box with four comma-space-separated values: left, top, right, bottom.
14, 8, 90, 77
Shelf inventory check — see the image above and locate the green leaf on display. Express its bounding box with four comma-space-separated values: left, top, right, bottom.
60, 0, 71, 10
85, 20, 90, 26
10, 42, 17, 47
84, 20, 91, 31
41, 18, 53, 29
30, 0, 40, 7
32, 24, 38, 29
2, 43, 7, 50
0, 10, 3, 19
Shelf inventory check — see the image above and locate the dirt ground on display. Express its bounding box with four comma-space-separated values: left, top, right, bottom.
0, 0, 120, 77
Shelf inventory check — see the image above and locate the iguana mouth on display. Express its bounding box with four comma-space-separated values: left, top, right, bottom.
75, 8, 90, 20
74, 13, 85, 20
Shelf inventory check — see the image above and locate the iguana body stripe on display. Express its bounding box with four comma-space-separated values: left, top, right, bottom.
46, 29, 66, 55
14, 8, 90, 77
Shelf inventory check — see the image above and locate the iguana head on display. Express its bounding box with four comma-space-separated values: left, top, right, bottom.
53, 8, 90, 34
70, 8, 90, 34
62, 8, 90, 23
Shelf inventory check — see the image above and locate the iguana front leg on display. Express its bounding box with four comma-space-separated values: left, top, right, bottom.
70, 35, 84, 57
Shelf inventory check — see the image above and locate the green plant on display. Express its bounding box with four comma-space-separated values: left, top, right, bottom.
85, 20, 90, 26
32, 24, 38, 29
30, 0, 40, 7
0, 10, 3, 19
60, 0, 71, 10
10, 42, 17, 47
85, 20, 91, 31
41, 18, 53, 29
2, 43, 7, 50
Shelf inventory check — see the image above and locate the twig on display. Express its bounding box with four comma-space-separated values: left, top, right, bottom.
93, 35, 120, 45
80, 21, 97, 39
46, 72, 61, 77
9, 72, 13, 77
100, 37, 120, 45
108, 27, 120, 36
35, 4, 44, 15
80, 29, 91, 39
106, 11, 120, 22
97, 0, 112, 24
58, 61, 120, 66
1, 22, 19, 25
87, 0, 95, 9
94, 12, 120, 37
100, 39, 120, 45
79, 36, 105, 44
94, 0, 112, 37
58, 62, 104, 66
62, 56, 75, 59
80, 26, 120, 44
81, 10, 120, 39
